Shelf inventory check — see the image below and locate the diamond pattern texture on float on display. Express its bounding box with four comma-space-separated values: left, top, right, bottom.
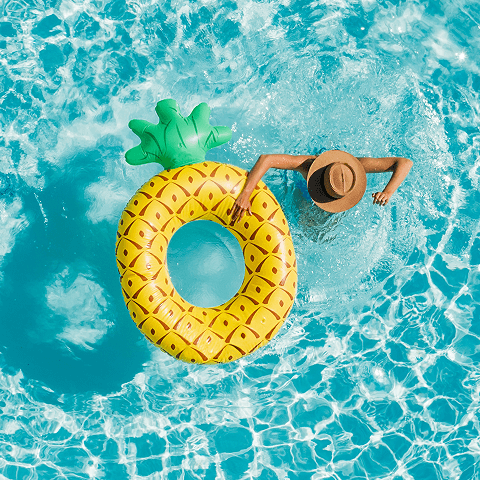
116, 162, 297, 364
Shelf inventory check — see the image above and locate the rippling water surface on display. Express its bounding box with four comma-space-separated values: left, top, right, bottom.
1, 0, 480, 478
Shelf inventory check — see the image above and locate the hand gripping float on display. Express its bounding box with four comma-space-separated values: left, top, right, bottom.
116, 100, 297, 364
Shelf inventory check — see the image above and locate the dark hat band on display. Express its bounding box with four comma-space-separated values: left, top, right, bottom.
307, 167, 336, 203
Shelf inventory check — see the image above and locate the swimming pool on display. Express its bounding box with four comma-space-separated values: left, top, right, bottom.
1, 0, 479, 478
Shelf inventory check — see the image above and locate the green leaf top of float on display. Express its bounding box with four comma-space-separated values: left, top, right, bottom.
125, 99, 233, 169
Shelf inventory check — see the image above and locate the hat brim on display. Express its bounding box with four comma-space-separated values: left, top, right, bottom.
306, 150, 367, 213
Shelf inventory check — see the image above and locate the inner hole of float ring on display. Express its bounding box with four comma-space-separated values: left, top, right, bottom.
166, 220, 245, 308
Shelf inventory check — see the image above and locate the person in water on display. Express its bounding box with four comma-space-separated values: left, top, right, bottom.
231, 150, 413, 223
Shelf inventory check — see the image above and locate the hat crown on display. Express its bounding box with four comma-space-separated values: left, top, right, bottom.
306, 150, 367, 213
324, 163, 355, 199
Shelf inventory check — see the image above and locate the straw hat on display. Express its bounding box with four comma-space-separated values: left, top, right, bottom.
306, 150, 367, 213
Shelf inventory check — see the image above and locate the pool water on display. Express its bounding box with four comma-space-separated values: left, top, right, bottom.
1, 0, 480, 479
167, 220, 245, 308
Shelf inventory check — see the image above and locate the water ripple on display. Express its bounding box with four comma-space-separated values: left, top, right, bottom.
0, 0, 480, 478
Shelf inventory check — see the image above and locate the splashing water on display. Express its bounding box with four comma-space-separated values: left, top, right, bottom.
0, 0, 480, 478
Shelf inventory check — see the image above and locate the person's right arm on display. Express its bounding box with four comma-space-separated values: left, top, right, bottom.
231, 154, 314, 223
358, 156, 413, 206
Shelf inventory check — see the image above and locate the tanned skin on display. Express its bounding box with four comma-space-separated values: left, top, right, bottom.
231, 153, 413, 223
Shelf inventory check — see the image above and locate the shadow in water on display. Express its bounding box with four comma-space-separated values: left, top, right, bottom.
0, 151, 151, 395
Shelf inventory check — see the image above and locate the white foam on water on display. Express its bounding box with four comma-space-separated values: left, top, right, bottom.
44, 266, 112, 350
1, 0, 480, 479
85, 176, 132, 224
0, 198, 28, 276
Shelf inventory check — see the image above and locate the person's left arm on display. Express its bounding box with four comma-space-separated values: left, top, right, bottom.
231, 154, 314, 223
358, 156, 413, 206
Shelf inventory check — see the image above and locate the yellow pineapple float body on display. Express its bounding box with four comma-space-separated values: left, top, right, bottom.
116, 161, 297, 364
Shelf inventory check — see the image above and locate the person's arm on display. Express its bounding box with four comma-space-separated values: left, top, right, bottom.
358, 156, 413, 206
231, 154, 314, 223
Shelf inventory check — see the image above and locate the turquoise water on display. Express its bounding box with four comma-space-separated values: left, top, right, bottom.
1, 0, 480, 478
167, 220, 245, 308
